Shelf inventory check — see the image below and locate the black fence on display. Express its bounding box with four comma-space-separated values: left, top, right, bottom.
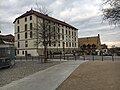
15, 54, 120, 62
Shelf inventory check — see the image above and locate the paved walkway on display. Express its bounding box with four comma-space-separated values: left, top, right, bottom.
0, 60, 86, 90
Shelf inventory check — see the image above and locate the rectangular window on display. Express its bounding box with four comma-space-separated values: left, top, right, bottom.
66, 42, 68, 47
74, 32, 76, 36
30, 23, 32, 30
25, 32, 27, 38
75, 38, 76, 41
30, 31, 32, 38
17, 26, 20, 32
18, 42, 20, 48
72, 43, 74, 47
75, 43, 76, 47
58, 34, 60, 39
58, 41, 60, 47
62, 29, 64, 34
17, 50, 19, 54
25, 24, 27, 31
69, 42, 71, 47
62, 35, 64, 40
25, 17, 27, 22
69, 31, 70, 35
58, 28, 60, 33
66, 30, 67, 34
18, 34, 20, 40
22, 51, 24, 55
25, 41, 28, 47
30, 16, 32, 20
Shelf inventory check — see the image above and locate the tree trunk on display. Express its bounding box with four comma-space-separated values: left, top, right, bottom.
44, 44, 47, 63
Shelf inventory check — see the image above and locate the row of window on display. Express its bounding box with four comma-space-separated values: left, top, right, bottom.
17, 23, 32, 32
17, 41, 28, 48
17, 50, 27, 55
17, 16, 32, 24
17, 41, 76, 48
17, 32, 33, 40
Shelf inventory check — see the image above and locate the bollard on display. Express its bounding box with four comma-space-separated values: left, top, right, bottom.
112, 55, 114, 61
102, 55, 103, 61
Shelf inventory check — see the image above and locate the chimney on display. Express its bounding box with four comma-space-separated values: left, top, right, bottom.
98, 34, 100, 38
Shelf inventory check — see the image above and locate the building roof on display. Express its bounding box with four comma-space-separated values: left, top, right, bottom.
13, 9, 78, 30
78, 34, 101, 46
0, 34, 14, 42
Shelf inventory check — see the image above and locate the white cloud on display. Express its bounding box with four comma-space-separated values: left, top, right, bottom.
0, 0, 120, 47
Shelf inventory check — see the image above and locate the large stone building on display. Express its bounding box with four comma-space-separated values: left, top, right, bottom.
78, 34, 101, 55
14, 9, 78, 56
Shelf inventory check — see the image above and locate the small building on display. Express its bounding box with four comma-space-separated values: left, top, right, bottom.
0, 40, 16, 58
78, 34, 101, 55
0, 34, 14, 42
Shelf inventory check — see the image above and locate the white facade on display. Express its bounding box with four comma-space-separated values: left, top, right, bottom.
14, 10, 78, 56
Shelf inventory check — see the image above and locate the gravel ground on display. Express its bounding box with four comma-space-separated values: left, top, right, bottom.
56, 61, 120, 90
0, 61, 62, 87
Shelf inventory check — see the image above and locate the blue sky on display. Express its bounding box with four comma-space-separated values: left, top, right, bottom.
0, 0, 120, 47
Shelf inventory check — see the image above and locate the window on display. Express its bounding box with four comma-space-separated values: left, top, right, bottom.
72, 43, 74, 47
69, 31, 70, 35
66, 42, 68, 47
30, 16, 32, 20
74, 32, 76, 36
58, 41, 60, 47
62, 35, 64, 40
25, 24, 27, 31
58, 28, 60, 33
25, 41, 28, 47
69, 42, 71, 47
18, 34, 20, 40
75, 38, 76, 41
58, 34, 60, 39
25, 32, 27, 38
66, 30, 67, 34
17, 20, 19, 24
17, 26, 20, 32
30, 23, 32, 30
17, 50, 19, 54
62, 29, 64, 34
18, 42, 20, 48
25, 17, 27, 22
25, 51, 27, 56
75, 43, 76, 47
22, 51, 24, 55
30, 31, 32, 38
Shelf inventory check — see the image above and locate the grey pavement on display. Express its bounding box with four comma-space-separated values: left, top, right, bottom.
0, 60, 86, 90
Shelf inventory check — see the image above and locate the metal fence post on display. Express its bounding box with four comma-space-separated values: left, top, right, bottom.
112, 55, 114, 61
102, 55, 103, 61
93, 55, 94, 61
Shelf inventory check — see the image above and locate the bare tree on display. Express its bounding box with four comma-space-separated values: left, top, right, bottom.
33, 3, 58, 62
102, 0, 120, 25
